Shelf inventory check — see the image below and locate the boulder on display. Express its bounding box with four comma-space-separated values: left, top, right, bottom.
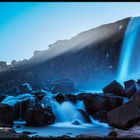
19, 83, 32, 94
124, 80, 140, 98
25, 104, 55, 126
66, 94, 77, 103
107, 101, 140, 129
83, 93, 123, 115
104, 94, 123, 111
77, 109, 92, 123
102, 80, 125, 97
51, 79, 75, 94
55, 93, 66, 104
0, 103, 14, 127
93, 110, 108, 123
71, 119, 82, 125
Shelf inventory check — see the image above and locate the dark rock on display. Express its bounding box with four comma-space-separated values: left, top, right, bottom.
25, 104, 55, 126
58, 135, 71, 138
76, 134, 103, 138
16, 125, 21, 128
124, 80, 140, 98
102, 80, 125, 97
108, 126, 140, 139
108, 131, 118, 138
83, 93, 123, 115
19, 83, 32, 94
21, 131, 36, 135
1, 94, 36, 121
77, 109, 92, 123
66, 94, 77, 103
32, 90, 47, 101
104, 94, 123, 111
130, 91, 140, 107
0, 127, 19, 138
93, 110, 108, 123
0, 94, 7, 102
55, 93, 66, 104
76, 93, 87, 100
71, 119, 82, 125
0, 103, 14, 127
107, 101, 140, 129
51, 79, 75, 94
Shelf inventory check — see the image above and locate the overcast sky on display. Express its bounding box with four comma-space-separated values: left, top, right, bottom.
0, 2, 140, 63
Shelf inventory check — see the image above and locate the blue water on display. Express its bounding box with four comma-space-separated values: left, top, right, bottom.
118, 16, 140, 83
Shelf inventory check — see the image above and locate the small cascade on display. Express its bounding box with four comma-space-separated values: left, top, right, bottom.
51, 99, 85, 123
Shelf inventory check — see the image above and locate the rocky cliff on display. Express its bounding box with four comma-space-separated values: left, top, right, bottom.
0, 17, 130, 94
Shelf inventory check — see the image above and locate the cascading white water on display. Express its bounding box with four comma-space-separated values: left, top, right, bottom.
51, 100, 85, 123
118, 16, 140, 83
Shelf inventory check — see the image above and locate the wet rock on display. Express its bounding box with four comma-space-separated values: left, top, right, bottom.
0, 94, 6, 102
76, 93, 87, 100
107, 101, 140, 129
124, 80, 140, 98
51, 79, 75, 94
19, 83, 32, 94
16, 125, 21, 128
83, 93, 123, 115
130, 91, 140, 107
102, 80, 125, 97
71, 119, 82, 125
25, 104, 55, 126
66, 94, 77, 103
21, 131, 36, 135
32, 90, 47, 101
0, 127, 19, 138
0, 103, 14, 127
104, 94, 123, 111
2, 94, 36, 120
108, 126, 140, 139
77, 109, 92, 123
93, 110, 108, 123
57, 135, 71, 138
76, 133, 103, 138
55, 93, 66, 104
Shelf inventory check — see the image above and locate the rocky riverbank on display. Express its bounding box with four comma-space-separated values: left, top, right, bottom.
0, 78, 140, 138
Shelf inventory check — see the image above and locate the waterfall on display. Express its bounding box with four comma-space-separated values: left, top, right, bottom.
51, 100, 85, 123
118, 16, 140, 83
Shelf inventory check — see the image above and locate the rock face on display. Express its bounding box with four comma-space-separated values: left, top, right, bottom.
25, 104, 55, 126
102, 80, 125, 97
107, 101, 140, 129
51, 79, 75, 94
0, 17, 130, 95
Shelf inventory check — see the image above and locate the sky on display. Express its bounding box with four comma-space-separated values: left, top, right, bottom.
1, 2, 140, 63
